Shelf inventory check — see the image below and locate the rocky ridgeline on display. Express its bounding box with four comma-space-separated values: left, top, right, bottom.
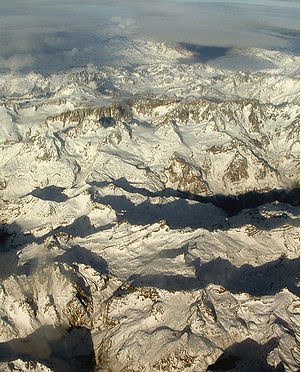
41, 95, 298, 195
46, 103, 132, 127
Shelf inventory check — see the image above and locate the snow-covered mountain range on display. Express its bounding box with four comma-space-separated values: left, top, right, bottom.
0, 38, 299, 371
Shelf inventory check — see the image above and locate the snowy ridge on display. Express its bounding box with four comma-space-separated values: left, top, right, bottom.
0, 40, 299, 371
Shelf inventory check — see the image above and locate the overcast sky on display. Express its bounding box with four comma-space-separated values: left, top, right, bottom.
0, 0, 299, 73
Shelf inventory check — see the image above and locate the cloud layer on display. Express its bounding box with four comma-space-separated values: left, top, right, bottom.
0, 0, 299, 73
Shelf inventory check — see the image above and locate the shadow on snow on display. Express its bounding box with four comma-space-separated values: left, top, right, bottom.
0, 325, 96, 372
207, 337, 285, 371
89, 178, 299, 216
124, 255, 299, 297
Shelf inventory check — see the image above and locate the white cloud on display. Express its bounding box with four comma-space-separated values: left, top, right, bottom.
109, 16, 136, 31
0, 54, 35, 73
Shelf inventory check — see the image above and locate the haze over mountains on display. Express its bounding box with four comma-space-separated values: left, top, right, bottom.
0, 1, 299, 371
0, 0, 299, 73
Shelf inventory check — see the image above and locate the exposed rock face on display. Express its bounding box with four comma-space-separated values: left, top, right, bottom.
46, 103, 132, 127
163, 154, 212, 196
223, 152, 249, 184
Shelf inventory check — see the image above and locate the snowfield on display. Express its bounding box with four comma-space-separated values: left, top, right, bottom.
0, 38, 299, 371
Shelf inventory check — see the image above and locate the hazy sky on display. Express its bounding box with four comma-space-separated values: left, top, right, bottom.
0, 0, 299, 72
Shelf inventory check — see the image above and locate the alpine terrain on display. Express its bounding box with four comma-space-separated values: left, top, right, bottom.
0, 38, 299, 371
